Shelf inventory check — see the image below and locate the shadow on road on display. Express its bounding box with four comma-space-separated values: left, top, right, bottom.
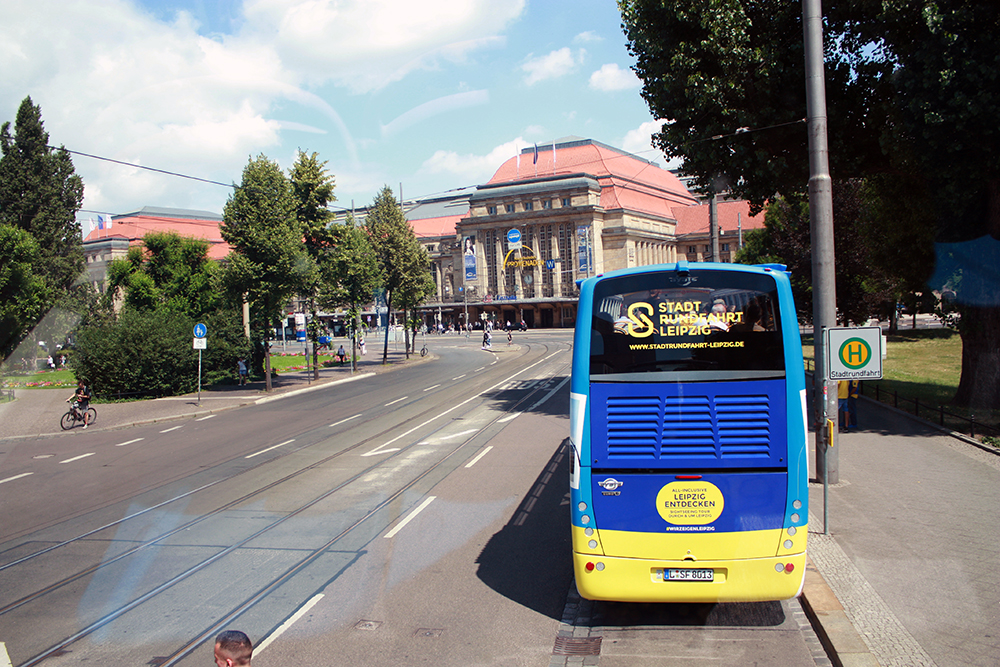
475, 439, 573, 619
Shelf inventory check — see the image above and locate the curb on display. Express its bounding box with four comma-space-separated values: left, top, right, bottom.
800, 558, 880, 666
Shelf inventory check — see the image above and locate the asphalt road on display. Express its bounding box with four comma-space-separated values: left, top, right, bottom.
0, 331, 831, 666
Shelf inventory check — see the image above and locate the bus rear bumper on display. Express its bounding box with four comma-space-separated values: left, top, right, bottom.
573, 552, 806, 603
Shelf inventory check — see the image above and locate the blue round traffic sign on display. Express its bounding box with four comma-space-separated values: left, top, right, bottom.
507, 228, 521, 244
194, 323, 208, 338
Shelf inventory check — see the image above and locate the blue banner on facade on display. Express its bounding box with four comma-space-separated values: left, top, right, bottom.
577, 226, 590, 273
464, 235, 477, 279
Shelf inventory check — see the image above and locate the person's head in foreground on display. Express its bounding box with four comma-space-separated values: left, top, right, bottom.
214, 630, 253, 666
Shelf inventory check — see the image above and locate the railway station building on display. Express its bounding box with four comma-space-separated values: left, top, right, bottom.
410, 137, 764, 330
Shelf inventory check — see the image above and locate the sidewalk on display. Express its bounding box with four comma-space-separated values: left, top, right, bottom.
0, 348, 428, 441
802, 395, 1000, 667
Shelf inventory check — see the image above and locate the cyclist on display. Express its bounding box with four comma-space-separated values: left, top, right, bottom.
67, 379, 92, 429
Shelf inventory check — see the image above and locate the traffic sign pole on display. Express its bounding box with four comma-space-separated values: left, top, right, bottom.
193, 324, 207, 405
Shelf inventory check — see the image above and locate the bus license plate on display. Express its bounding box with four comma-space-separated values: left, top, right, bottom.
664, 568, 713, 582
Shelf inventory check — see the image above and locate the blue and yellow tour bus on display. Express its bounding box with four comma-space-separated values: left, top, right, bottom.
570, 261, 808, 602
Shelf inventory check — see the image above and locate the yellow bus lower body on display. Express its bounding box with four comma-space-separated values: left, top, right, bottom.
573, 551, 806, 603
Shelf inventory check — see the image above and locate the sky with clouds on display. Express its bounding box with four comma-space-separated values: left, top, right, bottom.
1, 0, 673, 225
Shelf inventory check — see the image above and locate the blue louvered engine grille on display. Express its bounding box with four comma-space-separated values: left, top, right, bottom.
604, 393, 772, 461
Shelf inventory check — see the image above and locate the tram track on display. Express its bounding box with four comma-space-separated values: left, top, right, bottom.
4, 342, 572, 666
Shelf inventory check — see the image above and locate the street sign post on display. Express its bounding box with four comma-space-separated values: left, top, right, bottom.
193, 323, 208, 403
825, 326, 883, 380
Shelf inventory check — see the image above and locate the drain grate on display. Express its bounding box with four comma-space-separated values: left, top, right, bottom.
552, 636, 602, 656
414, 628, 444, 638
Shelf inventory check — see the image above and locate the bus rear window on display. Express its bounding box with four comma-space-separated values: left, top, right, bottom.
589, 269, 786, 378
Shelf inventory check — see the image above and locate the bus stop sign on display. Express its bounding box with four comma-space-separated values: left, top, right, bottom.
825, 327, 883, 380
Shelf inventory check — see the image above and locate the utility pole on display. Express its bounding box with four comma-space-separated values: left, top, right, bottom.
709, 191, 720, 262
803, 0, 839, 485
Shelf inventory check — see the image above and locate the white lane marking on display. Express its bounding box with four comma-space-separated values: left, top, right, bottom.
159, 425, 183, 433
329, 413, 362, 427
451, 374, 466, 380
255, 593, 325, 656
115, 438, 144, 447
245, 439, 296, 459
490, 360, 497, 365
362, 445, 401, 457
497, 412, 521, 423
60, 453, 95, 464
464, 446, 493, 468
474, 367, 485, 372
0, 472, 33, 485
422, 384, 440, 392
385, 396, 408, 407
195, 414, 216, 421
384, 496, 436, 539
1, 641, 12, 667
527, 376, 570, 411
362, 355, 555, 458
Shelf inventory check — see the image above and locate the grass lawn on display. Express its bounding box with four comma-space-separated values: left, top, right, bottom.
802, 328, 998, 439
1, 368, 77, 390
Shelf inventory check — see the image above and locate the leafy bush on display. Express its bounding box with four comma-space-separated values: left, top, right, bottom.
73, 307, 250, 398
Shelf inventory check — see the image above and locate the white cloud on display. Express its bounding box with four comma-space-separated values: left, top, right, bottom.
573, 31, 603, 43
589, 63, 640, 92
620, 119, 683, 169
242, 0, 524, 93
421, 137, 530, 180
0, 0, 526, 214
521, 48, 585, 85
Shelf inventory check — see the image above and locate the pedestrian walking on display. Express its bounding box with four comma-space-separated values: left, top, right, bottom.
507, 329, 513, 345
236, 358, 248, 385
214, 630, 253, 666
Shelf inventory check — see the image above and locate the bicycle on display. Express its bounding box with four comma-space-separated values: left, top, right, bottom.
61, 403, 97, 430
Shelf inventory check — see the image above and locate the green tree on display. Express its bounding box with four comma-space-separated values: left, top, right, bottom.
0, 97, 85, 364
365, 186, 415, 364
222, 154, 306, 390
0, 225, 50, 361
106, 231, 222, 317
620, 0, 1000, 408
324, 215, 380, 369
394, 239, 435, 357
288, 150, 336, 379
72, 230, 246, 396
0, 96, 85, 297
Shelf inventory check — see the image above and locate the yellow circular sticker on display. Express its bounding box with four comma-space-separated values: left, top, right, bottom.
656, 481, 725, 525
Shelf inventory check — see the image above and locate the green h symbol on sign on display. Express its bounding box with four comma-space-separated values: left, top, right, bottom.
839, 338, 871, 369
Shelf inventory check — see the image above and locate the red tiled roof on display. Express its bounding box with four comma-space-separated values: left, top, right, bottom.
487, 140, 697, 218
672, 200, 765, 236
83, 214, 231, 260
411, 214, 465, 238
